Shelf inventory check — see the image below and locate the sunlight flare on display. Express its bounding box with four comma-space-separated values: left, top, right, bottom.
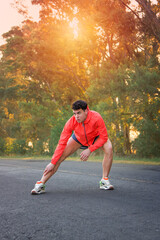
69, 17, 79, 39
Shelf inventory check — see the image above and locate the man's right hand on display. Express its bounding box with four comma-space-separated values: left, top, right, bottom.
43, 163, 55, 176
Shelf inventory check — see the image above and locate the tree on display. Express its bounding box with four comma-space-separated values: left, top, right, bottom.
0, 6, 90, 154
129, 64, 160, 157
0, 0, 159, 157
87, 62, 133, 154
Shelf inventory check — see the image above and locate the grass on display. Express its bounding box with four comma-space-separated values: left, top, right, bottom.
112, 156, 160, 165
67, 155, 160, 165
0, 154, 160, 165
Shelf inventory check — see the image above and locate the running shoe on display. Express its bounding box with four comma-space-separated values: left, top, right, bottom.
99, 177, 114, 190
31, 181, 45, 195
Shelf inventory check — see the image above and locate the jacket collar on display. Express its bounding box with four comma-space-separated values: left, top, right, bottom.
83, 107, 91, 124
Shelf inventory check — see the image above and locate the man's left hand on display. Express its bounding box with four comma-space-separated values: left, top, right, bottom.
80, 149, 91, 161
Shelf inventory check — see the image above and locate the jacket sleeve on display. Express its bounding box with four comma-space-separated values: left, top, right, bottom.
51, 118, 74, 165
89, 115, 108, 152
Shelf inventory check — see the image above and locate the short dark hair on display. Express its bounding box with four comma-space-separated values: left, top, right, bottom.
72, 100, 87, 111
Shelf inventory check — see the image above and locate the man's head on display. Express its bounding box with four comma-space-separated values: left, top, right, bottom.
72, 100, 88, 123
72, 100, 87, 111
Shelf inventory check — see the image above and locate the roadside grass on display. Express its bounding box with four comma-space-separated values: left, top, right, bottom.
67, 155, 160, 165
0, 154, 160, 165
112, 156, 160, 165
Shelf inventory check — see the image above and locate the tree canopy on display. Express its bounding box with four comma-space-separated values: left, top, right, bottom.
0, 0, 159, 157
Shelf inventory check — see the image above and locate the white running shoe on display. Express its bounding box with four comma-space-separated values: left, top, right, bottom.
31, 181, 45, 195
99, 177, 114, 190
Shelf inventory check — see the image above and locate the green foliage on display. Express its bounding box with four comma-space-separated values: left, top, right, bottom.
88, 63, 132, 155
0, 137, 5, 155
49, 107, 72, 155
12, 139, 28, 155
133, 118, 160, 157
0, 0, 159, 158
32, 140, 44, 155
128, 64, 160, 157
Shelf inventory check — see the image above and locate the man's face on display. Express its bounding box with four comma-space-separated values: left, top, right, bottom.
73, 108, 88, 123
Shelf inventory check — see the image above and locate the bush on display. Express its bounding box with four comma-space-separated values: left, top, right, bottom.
133, 118, 160, 157
0, 137, 5, 155
12, 139, 28, 155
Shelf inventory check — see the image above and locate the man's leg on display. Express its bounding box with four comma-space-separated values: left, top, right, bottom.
31, 138, 81, 194
101, 139, 113, 178
40, 137, 81, 184
99, 139, 114, 190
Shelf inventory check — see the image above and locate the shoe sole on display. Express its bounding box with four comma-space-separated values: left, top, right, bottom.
100, 186, 114, 190
31, 190, 45, 195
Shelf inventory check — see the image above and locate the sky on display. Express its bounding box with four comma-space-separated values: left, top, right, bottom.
0, 0, 40, 44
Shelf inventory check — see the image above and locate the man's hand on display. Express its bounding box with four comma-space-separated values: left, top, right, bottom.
80, 149, 91, 161
43, 163, 55, 176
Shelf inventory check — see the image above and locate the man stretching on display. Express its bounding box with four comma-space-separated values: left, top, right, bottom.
31, 100, 114, 194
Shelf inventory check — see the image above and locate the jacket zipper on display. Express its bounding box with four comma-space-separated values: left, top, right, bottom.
82, 123, 90, 146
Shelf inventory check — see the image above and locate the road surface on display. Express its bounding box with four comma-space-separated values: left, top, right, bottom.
0, 159, 160, 240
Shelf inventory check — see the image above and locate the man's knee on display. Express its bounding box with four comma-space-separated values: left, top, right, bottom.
103, 139, 113, 154
61, 138, 80, 159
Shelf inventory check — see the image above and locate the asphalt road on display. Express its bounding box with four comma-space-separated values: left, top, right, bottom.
0, 159, 160, 240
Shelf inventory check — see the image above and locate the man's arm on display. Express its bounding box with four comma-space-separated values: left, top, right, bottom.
51, 118, 74, 165
43, 119, 74, 176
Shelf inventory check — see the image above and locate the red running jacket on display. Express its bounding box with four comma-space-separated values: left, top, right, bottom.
51, 109, 108, 165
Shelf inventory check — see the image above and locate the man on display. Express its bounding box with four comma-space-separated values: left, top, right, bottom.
31, 100, 114, 194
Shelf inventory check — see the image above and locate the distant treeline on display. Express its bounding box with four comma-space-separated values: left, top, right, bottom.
0, 0, 159, 157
